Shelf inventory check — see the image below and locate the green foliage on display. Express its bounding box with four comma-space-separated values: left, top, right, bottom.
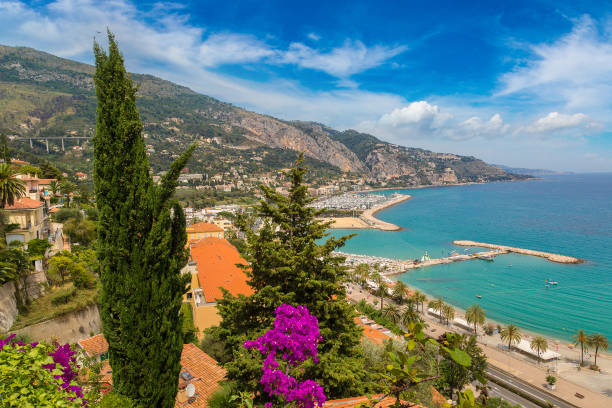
435, 333, 487, 399
0, 341, 84, 407
1, 132, 10, 163
27, 238, 52, 259
50, 286, 76, 305
64, 218, 96, 246
181, 303, 197, 343
199, 327, 233, 364
0, 163, 26, 208
93, 32, 193, 408
214, 155, 367, 399
93, 392, 138, 408
546, 375, 556, 385
484, 396, 522, 408
53, 207, 83, 223
19, 164, 42, 177
47, 255, 75, 285
207, 383, 236, 408
379, 321, 471, 407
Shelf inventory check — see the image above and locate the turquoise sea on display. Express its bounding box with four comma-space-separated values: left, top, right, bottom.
330, 174, 612, 344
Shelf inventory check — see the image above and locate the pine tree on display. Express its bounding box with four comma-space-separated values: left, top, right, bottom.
93, 32, 194, 408
213, 154, 369, 398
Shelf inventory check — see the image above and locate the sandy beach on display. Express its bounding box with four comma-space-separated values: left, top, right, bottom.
321, 193, 411, 231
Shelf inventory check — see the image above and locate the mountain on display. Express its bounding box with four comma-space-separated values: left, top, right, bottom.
494, 165, 569, 177
0, 44, 523, 185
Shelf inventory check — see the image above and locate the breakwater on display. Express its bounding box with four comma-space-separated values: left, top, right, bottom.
453, 240, 583, 264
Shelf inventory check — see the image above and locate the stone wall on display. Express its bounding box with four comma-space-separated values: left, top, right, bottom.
0, 281, 18, 332
12, 304, 101, 344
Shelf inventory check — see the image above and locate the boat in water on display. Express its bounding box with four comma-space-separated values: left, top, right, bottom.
478, 254, 495, 261
476, 295, 482, 299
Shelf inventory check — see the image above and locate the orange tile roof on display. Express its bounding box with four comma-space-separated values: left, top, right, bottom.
4, 197, 44, 210
76, 336, 225, 408
176, 343, 226, 408
37, 178, 57, 185
190, 237, 253, 302
353, 317, 391, 345
78, 333, 109, 357
186, 222, 223, 233
324, 394, 409, 407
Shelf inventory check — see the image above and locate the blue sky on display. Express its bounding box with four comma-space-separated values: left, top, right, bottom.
2, 0, 612, 171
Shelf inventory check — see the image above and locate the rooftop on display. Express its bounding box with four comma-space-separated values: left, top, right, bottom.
186, 222, 223, 233
77, 333, 109, 357
4, 197, 44, 210
190, 237, 253, 302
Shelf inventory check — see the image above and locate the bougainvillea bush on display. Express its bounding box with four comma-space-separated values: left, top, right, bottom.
0, 334, 86, 407
244, 304, 326, 408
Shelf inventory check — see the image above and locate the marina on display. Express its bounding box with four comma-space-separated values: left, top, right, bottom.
453, 240, 583, 264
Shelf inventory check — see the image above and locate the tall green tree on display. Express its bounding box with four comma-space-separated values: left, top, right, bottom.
213, 155, 368, 399
530, 336, 548, 364
0, 133, 10, 163
93, 32, 194, 408
0, 163, 26, 208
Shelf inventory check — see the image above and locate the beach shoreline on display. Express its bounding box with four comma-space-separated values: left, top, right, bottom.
324, 194, 411, 231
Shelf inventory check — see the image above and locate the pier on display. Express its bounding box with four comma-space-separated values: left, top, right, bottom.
396, 249, 506, 273
453, 240, 583, 264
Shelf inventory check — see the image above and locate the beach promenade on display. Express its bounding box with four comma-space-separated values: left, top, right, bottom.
345, 283, 612, 408
321, 193, 411, 231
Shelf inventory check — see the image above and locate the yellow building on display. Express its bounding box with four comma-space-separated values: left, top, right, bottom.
185, 221, 223, 244
5, 197, 47, 243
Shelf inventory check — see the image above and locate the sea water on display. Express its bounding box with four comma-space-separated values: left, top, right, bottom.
330, 174, 612, 344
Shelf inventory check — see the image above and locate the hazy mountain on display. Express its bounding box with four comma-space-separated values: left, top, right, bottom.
0, 44, 523, 185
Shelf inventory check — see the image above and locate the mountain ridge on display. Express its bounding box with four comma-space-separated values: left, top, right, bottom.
0, 44, 524, 185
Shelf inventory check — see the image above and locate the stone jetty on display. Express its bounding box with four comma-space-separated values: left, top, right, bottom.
453, 240, 583, 264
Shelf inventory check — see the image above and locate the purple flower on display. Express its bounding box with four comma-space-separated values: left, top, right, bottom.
244, 304, 326, 408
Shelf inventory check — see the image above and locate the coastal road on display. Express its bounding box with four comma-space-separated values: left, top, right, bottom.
486, 381, 541, 408
487, 366, 578, 408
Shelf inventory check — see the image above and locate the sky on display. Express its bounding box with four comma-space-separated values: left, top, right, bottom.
1, 1, 612, 171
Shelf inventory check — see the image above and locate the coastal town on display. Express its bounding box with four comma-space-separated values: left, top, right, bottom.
1, 3, 612, 408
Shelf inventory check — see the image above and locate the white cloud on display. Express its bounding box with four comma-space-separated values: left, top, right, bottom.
523, 112, 600, 134
279, 40, 407, 78
198, 33, 275, 67
458, 114, 509, 139
307, 32, 321, 41
378, 101, 452, 129
498, 15, 612, 111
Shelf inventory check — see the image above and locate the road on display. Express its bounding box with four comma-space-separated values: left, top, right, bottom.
488, 365, 578, 408
486, 380, 541, 408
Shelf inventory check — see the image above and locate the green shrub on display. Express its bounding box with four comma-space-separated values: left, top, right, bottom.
71, 265, 96, 289
53, 208, 83, 223
207, 383, 236, 408
51, 287, 76, 305
94, 392, 138, 408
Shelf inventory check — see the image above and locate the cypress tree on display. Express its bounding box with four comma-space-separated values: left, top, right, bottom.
1, 133, 10, 163
213, 154, 369, 398
93, 32, 194, 408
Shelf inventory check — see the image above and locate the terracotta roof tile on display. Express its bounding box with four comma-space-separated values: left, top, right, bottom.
175, 343, 226, 408
353, 317, 391, 345
4, 197, 43, 210
324, 394, 411, 407
186, 222, 223, 233
77, 334, 108, 357
190, 237, 253, 302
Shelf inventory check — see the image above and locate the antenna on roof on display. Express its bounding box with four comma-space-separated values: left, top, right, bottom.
185, 383, 196, 398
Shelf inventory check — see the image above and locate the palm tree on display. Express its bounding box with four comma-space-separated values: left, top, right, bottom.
530, 336, 548, 363
392, 281, 409, 304
372, 273, 387, 311
428, 298, 445, 323
412, 290, 426, 313
0, 164, 26, 208
500, 324, 522, 351
572, 329, 588, 366
383, 304, 401, 324
442, 304, 455, 326
401, 306, 420, 326
49, 180, 60, 195
465, 304, 486, 336
587, 333, 608, 368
